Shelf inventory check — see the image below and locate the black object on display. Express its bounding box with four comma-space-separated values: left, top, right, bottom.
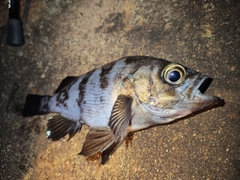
7, 0, 24, 46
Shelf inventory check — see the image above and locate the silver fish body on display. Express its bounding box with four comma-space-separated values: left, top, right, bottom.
22, 56, 225, 164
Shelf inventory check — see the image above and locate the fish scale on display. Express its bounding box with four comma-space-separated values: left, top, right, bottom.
22, 56, 225, 164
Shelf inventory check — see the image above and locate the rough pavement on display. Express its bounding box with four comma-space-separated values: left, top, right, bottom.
0, 0, 239, 179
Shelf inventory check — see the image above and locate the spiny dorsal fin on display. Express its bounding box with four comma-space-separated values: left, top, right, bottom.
55, 76, 78, 93
46, 115, 82, 141
79, 94, 133, 164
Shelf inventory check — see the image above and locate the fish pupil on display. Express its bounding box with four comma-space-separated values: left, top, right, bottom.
168, 70, 180, 82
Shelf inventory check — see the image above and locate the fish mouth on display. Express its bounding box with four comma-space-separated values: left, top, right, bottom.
191, 75, 225, 107
198, 77, 213, 94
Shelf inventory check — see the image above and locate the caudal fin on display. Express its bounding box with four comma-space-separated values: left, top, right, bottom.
22, 94, 51, 117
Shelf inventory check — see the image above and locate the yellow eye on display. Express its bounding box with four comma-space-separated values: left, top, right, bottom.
162, 64, 186, 84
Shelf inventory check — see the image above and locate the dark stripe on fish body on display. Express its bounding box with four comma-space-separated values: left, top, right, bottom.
99, 63, 115, 89
42, 96, 51, 112
124, 56, 154, 76
78, 70, 95, 106
124, 56, 142, 65
56, 85, 72, 108
100, 76, 108, 89
148, 75, 154, 97
124, 56, 154, 65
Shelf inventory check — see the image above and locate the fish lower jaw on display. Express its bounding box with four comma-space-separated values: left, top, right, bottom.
193, 91, 224, 105
141, 102, 193, 124
149, 110, 193, 125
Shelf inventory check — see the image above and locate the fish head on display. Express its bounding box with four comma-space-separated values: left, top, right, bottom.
129, 60, 225, 124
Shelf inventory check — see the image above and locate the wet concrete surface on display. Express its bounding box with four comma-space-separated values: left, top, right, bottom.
0, 0, 240, 179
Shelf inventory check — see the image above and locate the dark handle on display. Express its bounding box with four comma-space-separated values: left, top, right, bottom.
7, 0, 24, 46
7, 18, 24, 46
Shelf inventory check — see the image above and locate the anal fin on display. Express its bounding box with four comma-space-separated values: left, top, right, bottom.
46, 115, 82, 141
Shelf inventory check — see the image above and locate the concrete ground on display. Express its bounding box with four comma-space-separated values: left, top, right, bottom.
0, 0, 239, 179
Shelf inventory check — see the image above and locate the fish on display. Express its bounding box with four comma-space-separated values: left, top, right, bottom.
22, 56, 225, 164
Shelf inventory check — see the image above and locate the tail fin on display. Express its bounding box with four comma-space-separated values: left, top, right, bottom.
22, 94, 51, 117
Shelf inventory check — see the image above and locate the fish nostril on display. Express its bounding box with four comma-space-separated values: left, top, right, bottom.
198, 78, 213, 94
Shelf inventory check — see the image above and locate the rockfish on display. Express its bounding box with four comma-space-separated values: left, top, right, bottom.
22, 56, 225, 164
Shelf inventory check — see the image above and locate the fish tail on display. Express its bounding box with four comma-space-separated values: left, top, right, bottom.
22, 94, 51, 117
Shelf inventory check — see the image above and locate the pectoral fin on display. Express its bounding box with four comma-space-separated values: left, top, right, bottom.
109, 94, 133, 137
79, 94, 133, 164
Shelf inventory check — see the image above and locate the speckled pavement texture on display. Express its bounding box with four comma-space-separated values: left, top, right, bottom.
0, 0, 239, 179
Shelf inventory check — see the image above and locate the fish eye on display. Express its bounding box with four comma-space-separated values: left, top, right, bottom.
162, 64, 186, 84
168, 70, 180, 82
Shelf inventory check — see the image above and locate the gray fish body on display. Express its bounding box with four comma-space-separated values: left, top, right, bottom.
22, 56, 225, 164
47, 57, 155, 129
43, 57, 169, 130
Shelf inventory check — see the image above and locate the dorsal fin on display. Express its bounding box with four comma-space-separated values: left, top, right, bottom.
55, 76, 78, 93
